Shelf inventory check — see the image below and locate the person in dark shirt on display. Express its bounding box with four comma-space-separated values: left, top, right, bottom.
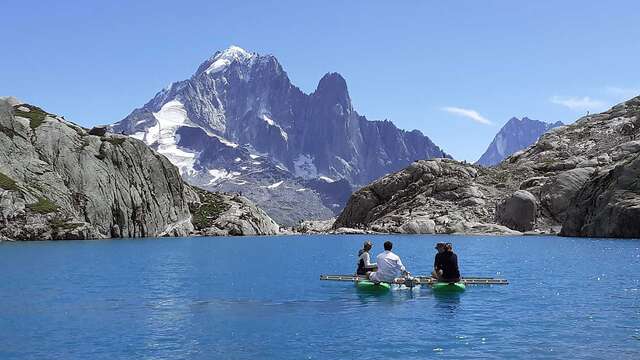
432, 242, 461, 282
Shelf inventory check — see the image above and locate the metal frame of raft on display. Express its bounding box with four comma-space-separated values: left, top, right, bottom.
320, 274, 508, 286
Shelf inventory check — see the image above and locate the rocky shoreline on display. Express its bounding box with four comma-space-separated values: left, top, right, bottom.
334, 97, 640, 238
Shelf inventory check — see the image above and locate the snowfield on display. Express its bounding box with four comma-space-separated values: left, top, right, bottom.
148, 100, 198, 176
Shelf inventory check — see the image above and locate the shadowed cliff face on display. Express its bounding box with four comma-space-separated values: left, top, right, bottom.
0, 98, 279, 240
111, 46, 449, 224
335, 96, 640, 238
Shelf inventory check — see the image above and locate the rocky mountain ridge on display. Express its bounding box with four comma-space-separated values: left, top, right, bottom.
477, 117, 563, 166
335, 96, 640, 238
111, 46, 449, 225
0, 98, 278, 240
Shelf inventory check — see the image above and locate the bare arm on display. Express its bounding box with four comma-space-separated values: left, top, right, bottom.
364, 252, 376, 267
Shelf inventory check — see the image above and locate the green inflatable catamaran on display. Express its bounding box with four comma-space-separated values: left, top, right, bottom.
355, 280, 392, 293
431, 282, 466, 292
321, 274, 506, 293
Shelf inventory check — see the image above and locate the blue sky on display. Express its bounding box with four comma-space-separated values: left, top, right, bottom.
2, 1, 639, 161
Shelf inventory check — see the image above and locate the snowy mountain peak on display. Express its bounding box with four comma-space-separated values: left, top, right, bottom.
220, 45, 252, 59
204, 45, 254, 74
113, 46, 450, 225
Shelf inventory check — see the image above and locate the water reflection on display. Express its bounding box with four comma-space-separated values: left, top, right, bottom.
433, 291, 462, 313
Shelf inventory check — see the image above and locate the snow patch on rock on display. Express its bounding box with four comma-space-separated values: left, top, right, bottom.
262, 114, 288, 141
207, 169, 240, 184
262, 114, 276, 126
267, 181, 284, 189
319, 176, 335, 183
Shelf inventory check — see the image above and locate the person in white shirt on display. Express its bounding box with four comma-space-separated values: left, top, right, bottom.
368, 241, 409, 283
356, 240, 377, 275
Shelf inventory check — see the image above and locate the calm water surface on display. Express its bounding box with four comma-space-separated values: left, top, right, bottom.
0, 235, 638, 359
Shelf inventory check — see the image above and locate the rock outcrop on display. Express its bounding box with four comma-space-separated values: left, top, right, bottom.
334, 158, 521, 235
496, 190, 537, 232
561, 153, 640, 238
189, 188, 280, 236
294, 218, 336, 234
336, 96, 640, 237
0, 98, 279, 240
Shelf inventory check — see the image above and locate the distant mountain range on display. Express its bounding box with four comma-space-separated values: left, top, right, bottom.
111, 46, 449, 225
476, 117, 563, 166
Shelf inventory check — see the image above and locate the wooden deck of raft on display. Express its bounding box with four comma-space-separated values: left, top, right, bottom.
320, 274, 509, 285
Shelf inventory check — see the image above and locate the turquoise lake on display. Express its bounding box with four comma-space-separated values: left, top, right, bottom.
0, 235, 638, 359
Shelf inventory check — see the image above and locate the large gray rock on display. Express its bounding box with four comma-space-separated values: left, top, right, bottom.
399, 218, 436, 234
539, 167, 595, 222
0, 99, 279, 240
0, 100, 194, 240
496, 190, 537, 231
561, 154, 640, 238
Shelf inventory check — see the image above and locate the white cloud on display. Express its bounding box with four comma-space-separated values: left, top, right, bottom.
550, 96, 607, 111
441, 106, 492, 125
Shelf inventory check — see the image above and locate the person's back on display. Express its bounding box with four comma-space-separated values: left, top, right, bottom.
369, 241, 406, 282
438, 243, 460, 281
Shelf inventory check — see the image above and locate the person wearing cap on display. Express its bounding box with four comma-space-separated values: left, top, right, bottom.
432, 242, 461, 282
356, 240, 377, 275
432, 242, 446, 278
368, 241, 409, 283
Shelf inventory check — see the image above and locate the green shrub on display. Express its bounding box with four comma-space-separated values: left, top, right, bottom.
27, 197, 58, 214
13, 104, 51, 129
49, 219, 82, 230
0, 172, 18, 191
190, 189, 231, 230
